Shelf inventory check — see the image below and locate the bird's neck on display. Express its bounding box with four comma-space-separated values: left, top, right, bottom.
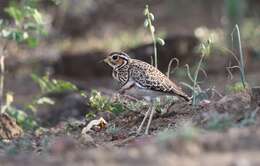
115, 59, 130, 70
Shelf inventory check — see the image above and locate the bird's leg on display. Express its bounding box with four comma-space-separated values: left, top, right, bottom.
145, 102, 155, 135
136, 105, 151, 135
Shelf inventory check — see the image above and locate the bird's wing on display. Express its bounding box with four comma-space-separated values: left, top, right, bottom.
130, 60, 190, 101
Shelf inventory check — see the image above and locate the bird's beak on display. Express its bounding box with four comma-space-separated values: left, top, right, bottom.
103, 57, 109, 64
98, 57, 109, 63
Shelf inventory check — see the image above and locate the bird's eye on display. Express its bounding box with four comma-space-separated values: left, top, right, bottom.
112, 55, 118, 60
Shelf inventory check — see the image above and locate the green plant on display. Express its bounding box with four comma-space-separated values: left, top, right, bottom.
2, 0, 46, 47
0, 0, 47, 116
29, 73, 79, 113
106, 124, 120, 135
1, 92, 38, 130
125, 99, 147, 112
182, 39, 212, 106
89, 90, 125, 115
6, 106, 38, 130
230, 24, 247, 88
227, 82, 248, 93
143, 5, 165, 68
31, 74, 78, 94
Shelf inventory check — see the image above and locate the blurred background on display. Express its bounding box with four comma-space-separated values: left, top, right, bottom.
0, 0, 260, 105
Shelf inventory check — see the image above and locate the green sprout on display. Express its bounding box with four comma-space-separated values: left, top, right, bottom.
183, 39, 212, 106
227, 82, 248, 93
143, 5, 165, 68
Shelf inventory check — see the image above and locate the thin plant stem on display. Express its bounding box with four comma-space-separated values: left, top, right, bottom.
192, 54, 204, 106
0, 42, 7, 114
231, 24, 246, 88
167, 58, 179, 78
151, 31, 158, 68
0, 56, 4, 113
235, 24, 246, 88
145, 5, 158, 68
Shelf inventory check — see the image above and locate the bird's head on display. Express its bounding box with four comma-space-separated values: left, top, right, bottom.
103, 52, 130, 69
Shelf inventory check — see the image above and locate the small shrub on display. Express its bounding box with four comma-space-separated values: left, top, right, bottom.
227, 81, 249, 93
0, 0, 51, 131
182, 39, 213, 106
31, 74, 78, 94
89, 90, 124, 115
1, 0, 47, 47
6, 106, 38, 130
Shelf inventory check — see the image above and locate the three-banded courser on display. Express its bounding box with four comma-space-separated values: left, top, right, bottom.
104, 52, 190, 135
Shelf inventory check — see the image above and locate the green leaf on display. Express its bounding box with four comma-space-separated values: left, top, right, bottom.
157, 38, 165, 46
36, 97, 55, 105
31, 74, 78, 94
26, 37, 38, 48
32, 9, 43, 24
2, 30, 26, 42
4, 6, 23, 22
6, 106, 38, 130
11, 31, 25, 42
1, 29, 11, 38
24, 22, 38, 30
180, 82, 194, 91
23, 32, 29, 39
149, 13, 155, 21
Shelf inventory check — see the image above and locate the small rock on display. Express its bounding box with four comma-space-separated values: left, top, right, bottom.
0, 113, 23, 139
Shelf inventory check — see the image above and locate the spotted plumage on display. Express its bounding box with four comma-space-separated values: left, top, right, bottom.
103, 51, 190, 135
104, 52, 190, 101
112, 62, 129, 85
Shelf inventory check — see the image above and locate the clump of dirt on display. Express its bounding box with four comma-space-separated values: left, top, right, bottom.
0, 113, 23, 139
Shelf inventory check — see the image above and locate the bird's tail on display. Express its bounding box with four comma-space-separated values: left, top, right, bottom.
178, 93, 191, 102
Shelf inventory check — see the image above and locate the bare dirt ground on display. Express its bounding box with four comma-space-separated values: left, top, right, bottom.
0, 84, 260, 166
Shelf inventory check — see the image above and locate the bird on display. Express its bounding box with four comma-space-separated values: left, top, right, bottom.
103, 52, 190, 135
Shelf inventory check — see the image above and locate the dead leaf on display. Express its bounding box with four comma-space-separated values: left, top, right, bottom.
81, 117, 107, 134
